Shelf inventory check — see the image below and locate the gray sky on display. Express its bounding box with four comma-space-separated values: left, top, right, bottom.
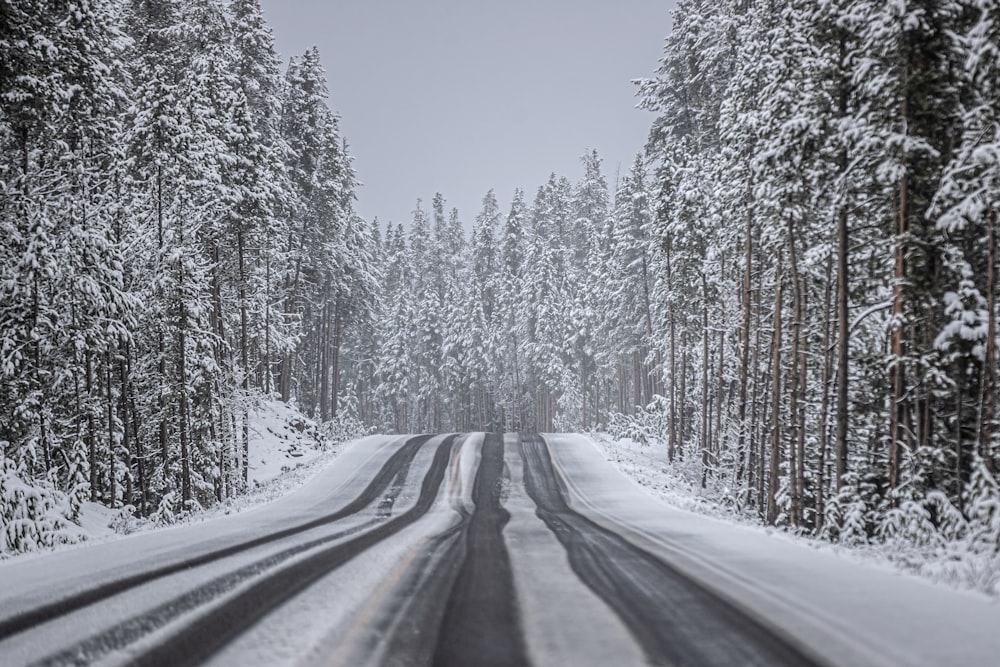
259, 0, 676, 228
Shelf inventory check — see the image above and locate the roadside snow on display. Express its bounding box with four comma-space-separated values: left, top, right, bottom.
20, 400, 354, 560
591, 433, 1000, 598
553, 434, 1000, 667
246, 399, 327, 485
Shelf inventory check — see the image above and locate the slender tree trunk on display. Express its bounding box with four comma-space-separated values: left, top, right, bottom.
105, 351, 116, 507
767, 252, 783, 525
264, 252, 272, 395
679, 329, 688, 461
86, 351, 98, 502
737, 200, 753, 485
749, 260, 763, 509
319, 295, 331, 421
835, 194, 850, 490
786, 220, 802, 527
981, 204, 996, 472
889, 71, 910, 493
177, 260, 191, 505
715, 259, 726, 464
156, 165, 168, 476
331, 292, 343, 419
816, 254, 834, 532
237, 229, 250, 489
701, 272, 710, 488
796, 303, 808, 526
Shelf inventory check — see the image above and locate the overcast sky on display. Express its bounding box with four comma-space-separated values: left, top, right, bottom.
259, 0, 676, 228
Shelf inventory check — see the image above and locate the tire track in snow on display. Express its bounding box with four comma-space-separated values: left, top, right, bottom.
31, 434, 434, 667
0, 434, 433, 643
430, 432, 527, 667
126, 434, 459, 667
520, 434, 825, 667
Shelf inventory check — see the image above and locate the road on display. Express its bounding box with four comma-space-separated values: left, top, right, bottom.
0, 433, 995, 666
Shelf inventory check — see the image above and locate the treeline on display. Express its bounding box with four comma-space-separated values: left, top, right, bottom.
1, 0, 375, 552
632, 0, 1000, 541
355, 152, 662, 435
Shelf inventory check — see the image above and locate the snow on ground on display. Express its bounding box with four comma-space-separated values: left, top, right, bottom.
554, 434, 1000, 667
592, 433, 1000, 598
28, 399, 356, 559
246, 399, 327, 485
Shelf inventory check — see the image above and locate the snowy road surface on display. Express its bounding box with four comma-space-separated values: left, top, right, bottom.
1, 434, 999, 666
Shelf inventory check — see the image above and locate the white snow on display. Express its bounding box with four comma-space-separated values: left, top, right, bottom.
245, 399, 329, 486
560, 433, 1000, 667
15, 399, 351, 561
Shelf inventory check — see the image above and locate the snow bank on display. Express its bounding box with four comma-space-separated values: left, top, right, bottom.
552, 434, 1000, 667
593, 433, 1000, 598
4, 400, 357, 560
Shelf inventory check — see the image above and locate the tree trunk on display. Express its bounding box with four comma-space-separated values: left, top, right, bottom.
701, 272, 710, 488
679, 329, 688, 461
238, 228, 250, 489
982, 204, 996, 472
786, 219, 802, 527
767, 252, 783, 525
816, 254, 834, 532
105, 350, 116, 507
331, 292, 343, 419
737, 199, 752, 486
86, 351, 98, 502
889, 69, 910, 493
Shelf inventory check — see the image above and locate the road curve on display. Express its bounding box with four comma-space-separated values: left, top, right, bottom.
0, 433, 840, 667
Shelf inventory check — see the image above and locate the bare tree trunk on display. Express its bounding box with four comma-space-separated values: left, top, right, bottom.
737, 201, 752, 485
786, 220, 802, 527
679, 329, 688, 461
331, 292, 343, 419
796, 301, 808, 526
156, 165, 168, 476
264, 252, 272, 395
748, 251, 763, 508
889, 73, 910, 493
981, 204, 996, 472
816, 255, 834, 532
767, 252, 783, 525
238, 228, 250, 489
86, 351, 98, 501
715, 255, 726, 464
834, 40, 851, 491
319, 295, 331, 421
105, 350, 116, 507
701, 272, 710, 488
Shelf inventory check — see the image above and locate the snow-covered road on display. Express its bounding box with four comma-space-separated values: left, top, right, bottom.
1, 433, 998, 666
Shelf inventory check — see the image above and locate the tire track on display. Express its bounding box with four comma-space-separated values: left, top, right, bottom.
520, 434, 825, 667
32, 438, 430, 667
0, 434, 433, 642
126, 434, 459, 667
431, 433, 527, 667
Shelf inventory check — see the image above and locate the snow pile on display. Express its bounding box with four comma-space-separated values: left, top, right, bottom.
595, 433, 1000, 597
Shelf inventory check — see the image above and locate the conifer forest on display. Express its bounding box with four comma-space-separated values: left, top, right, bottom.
3, 0, 1000, 564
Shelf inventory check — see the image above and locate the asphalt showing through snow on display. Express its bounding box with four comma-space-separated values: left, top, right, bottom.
0, 433, 830, 667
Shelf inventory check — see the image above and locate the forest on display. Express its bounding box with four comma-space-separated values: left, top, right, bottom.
2, 0, 1000, 561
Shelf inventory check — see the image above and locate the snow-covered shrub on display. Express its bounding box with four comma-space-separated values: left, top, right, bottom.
821, 474, 876, 546
109, 504, 139, 535
151, 491, 178, 526
0, 456, 83, 556
606, 395, 670, 446
965, 460, 1000, 554
324, 412, 369, 445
